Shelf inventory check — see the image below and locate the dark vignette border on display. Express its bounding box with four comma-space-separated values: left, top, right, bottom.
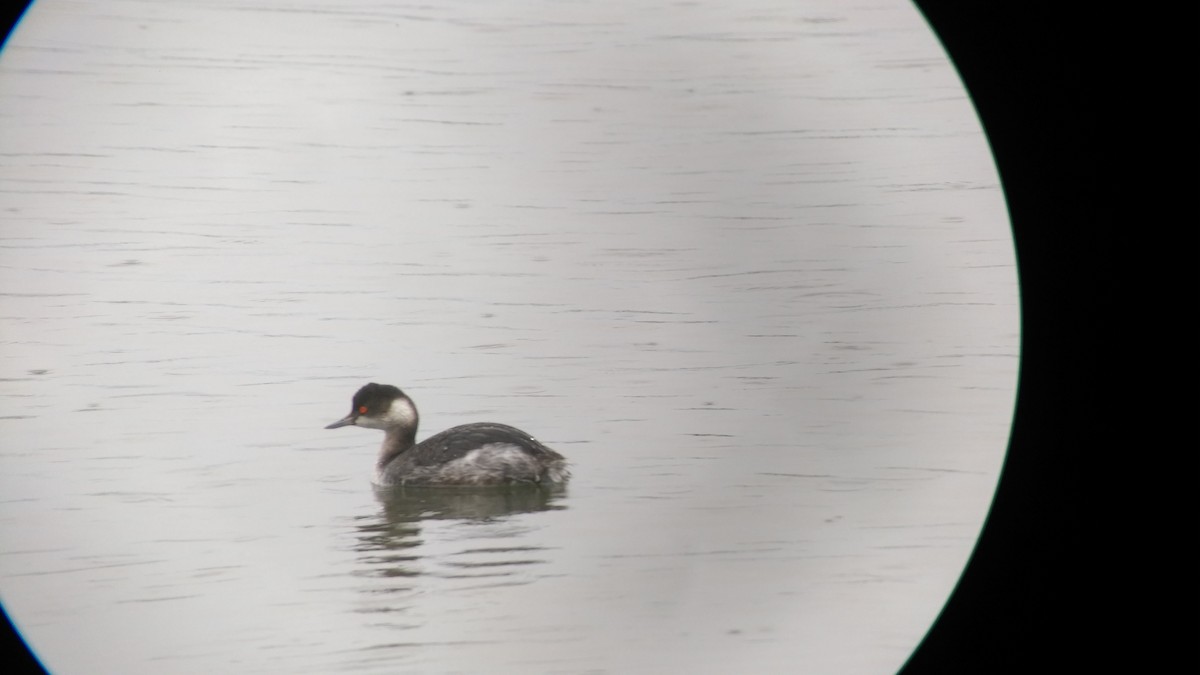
904, 3, 1195, 673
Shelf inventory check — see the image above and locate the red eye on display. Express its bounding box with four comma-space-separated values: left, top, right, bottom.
358, 405, 368, 414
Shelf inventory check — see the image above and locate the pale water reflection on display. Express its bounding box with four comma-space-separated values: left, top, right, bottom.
1, 0, 1017, 673
352, 487, 566, 583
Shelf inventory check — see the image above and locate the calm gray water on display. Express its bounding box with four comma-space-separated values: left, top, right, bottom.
0, 1, 1018, 673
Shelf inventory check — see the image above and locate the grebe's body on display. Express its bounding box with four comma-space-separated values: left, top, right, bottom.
325, 383, 569, 487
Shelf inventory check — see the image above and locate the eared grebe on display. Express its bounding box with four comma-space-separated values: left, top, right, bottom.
325, 383, 570, 487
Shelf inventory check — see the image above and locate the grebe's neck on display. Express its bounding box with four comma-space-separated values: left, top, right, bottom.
366, 394, 419, 469
378, 426, 417, 469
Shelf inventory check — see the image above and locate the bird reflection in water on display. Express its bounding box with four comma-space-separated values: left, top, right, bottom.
350, 483, 568, 583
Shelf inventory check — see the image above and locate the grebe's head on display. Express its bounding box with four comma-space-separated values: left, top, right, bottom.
325, 383, 418, 432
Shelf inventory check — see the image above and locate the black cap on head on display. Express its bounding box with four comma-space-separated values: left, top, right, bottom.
325, 382, 408, 429
352, 383, 404, 413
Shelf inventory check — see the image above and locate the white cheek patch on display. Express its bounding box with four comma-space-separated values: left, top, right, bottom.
383, 403, 417, 427
356, 398, 417, 430
354, 414, 387, 430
